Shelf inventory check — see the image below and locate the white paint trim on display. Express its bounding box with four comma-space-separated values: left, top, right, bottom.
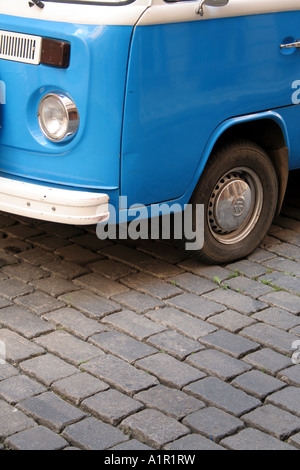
0, 176, 110, 224
0, 0, 150, 26
137, 0, 300, 26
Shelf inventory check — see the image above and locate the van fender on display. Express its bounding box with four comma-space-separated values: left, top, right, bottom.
191, 110, 289, 214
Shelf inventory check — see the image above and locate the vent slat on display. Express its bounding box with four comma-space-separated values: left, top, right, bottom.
0, 30, 42, 65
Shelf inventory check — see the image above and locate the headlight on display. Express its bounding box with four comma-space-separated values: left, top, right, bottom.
38, 93, 79, 142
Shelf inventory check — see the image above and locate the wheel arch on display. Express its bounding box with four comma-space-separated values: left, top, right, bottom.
198, 113, 289, 214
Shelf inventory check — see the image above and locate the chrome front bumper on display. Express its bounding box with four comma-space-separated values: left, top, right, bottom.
0, 176, 110, 225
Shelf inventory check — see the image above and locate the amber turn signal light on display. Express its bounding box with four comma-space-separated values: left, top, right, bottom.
41, 38, 70, 68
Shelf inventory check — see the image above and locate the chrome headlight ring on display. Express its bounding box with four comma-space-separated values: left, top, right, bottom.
37, 92, 79, 143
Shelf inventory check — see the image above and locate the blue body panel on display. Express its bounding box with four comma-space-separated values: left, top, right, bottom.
121, 11, 300, 207
1, 9, 300, 222
0, 15, 133, 210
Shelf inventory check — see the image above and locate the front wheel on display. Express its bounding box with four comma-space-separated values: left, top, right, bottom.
188, 140, 279, 264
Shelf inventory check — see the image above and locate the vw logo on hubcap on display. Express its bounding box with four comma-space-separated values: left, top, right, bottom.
232, 196, 246, 217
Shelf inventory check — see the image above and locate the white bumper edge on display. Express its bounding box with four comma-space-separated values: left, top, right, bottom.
0, 176, 110, 225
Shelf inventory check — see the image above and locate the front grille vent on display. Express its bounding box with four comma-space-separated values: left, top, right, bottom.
0, 30, 42, 65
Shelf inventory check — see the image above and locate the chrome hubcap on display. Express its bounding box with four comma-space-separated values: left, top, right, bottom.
208, 168, 263, 245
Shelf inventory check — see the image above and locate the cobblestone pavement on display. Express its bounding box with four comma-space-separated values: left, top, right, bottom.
1, 175, 300, 450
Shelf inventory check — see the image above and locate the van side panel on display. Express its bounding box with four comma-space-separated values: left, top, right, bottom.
121, 12, 300, 207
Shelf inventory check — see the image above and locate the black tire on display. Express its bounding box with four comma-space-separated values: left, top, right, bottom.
186, 140, 278, 264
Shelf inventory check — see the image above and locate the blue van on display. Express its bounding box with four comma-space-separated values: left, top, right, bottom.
0, 0, 299, 263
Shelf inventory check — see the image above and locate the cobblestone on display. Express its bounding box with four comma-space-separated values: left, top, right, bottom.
259, 291, 300, 314
136, 353, 205, 389
177, 259, 230, 281
2, 223, 42, 240
146, 330, 204, 360
0, 399, 36, 439
42, 259, 90, 280
258, 271, 300, 295
289, 432, 300, 449
241, 323, 299, 355
146, 307, 217, 339
17, 247, 60, 266
120, 409, 189, 449
262, 256, 300, 278
111, 439, 152, 450
0, 253, 21, 269
37, 222, 84, 239
231, 370, 286, 399
2, 263, 47, 282
44, 307, 106, 341
89, 330, 156, 363
0, 328, 44, 363
225, 260, 269, 278
82, 354, 158, 396
267, 242, 300, 261
82, 389, 144, 425
252, 307, 300, 331
185, 349, 251, 381
34, 330, 104, 366
164, 434, 225, 450
87, 259, 136, 281
134, 385, 205, 420
0, 363, 18, 381
277, 365, 300, 386
52, 372, 109, 405
0, 238, 31, 255
137, 240, 186, 264
0, 305, 54, 339
0, 190, 300, 450
62, 417, 129, 450
266, 386, 300, 417
184, 377, 261, 416
242, 404, 300, 440
30, 276, 80, 297
5, 425, 68, 450
31, 234, 71, 252
0, 374, 46, 405
165, 293, 225, 320
15, 291, 65, 315
199, 329, 260, 358
224, 276, 274, 298
59, 289, 121, 319
204, 288, 267, 314
166, 272, 216, 295
243, 348, 292, 375
247, 248, 276, 263
0, 279, 34, 300
54, 244, 102, 265
221, 428, 296, 450
17, 392, 86, 433
111, 290, 164, 313
19, 354, 78, 386
74, 273, 130, 298
182, 406, 244, 442
102, 310, 166, 340
207, 309, 256, 333
121, 272, 182, 300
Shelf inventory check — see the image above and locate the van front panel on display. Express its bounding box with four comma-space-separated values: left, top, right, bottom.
0, 14, 133, 194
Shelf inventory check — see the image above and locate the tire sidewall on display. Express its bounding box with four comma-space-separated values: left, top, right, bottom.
191, 142, 278, 264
